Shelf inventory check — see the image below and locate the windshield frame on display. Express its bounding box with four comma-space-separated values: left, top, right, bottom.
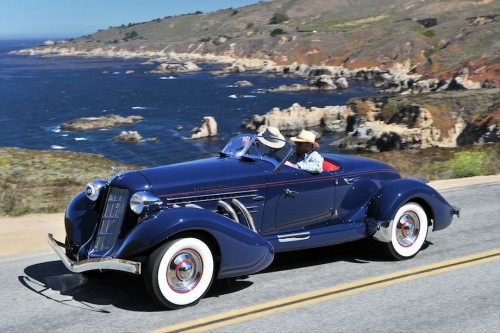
220, 134, 293, 168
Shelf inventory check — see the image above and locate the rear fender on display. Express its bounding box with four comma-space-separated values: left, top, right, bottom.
366, 179, 455, 237
115, 207, 274, 279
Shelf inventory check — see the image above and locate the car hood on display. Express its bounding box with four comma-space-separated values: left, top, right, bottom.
136, 157, 270, 198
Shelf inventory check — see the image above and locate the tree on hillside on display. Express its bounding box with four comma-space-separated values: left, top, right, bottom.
269, 12, 289, 24
270, 28, 286, 37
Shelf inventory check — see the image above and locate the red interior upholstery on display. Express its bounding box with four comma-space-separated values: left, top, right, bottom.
323, 160, 340, 172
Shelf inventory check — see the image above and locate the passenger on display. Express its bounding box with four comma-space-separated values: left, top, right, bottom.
285, 130, 323, 173
256, 126, 286, 149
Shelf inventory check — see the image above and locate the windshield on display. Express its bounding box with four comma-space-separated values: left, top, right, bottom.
221, 134, 293, 166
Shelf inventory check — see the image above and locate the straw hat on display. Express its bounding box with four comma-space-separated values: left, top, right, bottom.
290, 130, 320, 148
256, 126, 285, 149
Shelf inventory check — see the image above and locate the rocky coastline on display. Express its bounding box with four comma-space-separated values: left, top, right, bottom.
15, 44, 499, 152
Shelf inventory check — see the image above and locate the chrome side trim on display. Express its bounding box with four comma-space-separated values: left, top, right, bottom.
232, 198, 257, 233
217, 200, 239, 222
48, 234, 141, 275
371, 220, 394, 243
185, 203, 203, 209
277, 231, 310, 243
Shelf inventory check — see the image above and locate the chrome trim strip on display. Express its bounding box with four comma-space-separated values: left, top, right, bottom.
48, 234, 141, 274
166, 190, 258, 206
277, 231, 310, 243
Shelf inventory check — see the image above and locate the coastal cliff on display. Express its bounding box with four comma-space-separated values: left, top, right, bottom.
13, 0, 499, 86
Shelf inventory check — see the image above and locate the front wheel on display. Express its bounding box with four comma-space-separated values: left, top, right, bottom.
145, 237, 215, 309
383, 202, 428, 260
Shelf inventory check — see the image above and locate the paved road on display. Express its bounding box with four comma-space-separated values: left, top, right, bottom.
0, 182, 499, 333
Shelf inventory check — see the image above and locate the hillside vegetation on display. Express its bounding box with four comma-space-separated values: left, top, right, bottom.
49, 0, 499, 85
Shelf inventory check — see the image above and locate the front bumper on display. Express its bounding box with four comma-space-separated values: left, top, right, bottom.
47, 233, 141, 274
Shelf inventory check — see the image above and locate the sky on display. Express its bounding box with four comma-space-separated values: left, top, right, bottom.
0, 0, 262, 39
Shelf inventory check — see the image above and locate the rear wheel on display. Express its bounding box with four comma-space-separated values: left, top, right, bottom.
383, 202, 428, 260
145, 237, 214, 309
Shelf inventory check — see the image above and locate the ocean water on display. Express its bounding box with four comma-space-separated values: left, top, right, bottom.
0, 39, 382, 167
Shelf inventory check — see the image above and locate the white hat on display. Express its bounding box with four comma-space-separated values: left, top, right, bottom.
256, 126, 285, 149
290, 130, 320, 148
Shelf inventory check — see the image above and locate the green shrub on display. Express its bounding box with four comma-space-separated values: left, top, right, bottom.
448, 151, 487, 178
422, 29, 436, 37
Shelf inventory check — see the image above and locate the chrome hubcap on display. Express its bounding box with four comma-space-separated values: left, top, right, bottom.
167, 249, 203, 293
396, 211, 420, 247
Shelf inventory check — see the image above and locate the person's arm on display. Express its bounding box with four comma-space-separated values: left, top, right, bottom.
297, 151, 324, 173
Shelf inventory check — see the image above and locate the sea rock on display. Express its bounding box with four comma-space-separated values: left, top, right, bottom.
60, 114, 144, 131
191, 116, 218, 139
233, 80, 253, 87
113, 131, 143, 143
335, 77, 349, 89
242, 103, 352, 132
268, 74, 348, 92
149, 61, 201, 74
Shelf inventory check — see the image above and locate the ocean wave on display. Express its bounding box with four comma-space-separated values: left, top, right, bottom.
228, 94, 257, 99
74, 137, 88, 141
51, 145, 66, 150
160, 76, 177, 80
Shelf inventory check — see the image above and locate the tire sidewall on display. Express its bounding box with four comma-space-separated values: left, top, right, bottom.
146, 237, 214, 309
389, 202, 428, 259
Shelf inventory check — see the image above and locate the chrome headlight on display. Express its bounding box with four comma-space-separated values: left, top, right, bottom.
85, 180, 107, 201
130, 191, 163, 214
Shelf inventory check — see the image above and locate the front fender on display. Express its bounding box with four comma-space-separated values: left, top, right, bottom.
65, 191, 101, 246
366, 178, 456, 236
115, 207, 274, 279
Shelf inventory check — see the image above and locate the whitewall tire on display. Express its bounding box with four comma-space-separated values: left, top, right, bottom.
145, 237, 214, 309
384, 202, 428, 260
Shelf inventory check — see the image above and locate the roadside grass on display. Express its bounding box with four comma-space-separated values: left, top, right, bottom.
0, 144, 498, 216
0, 147, 139, 216
357, 143, 499, 181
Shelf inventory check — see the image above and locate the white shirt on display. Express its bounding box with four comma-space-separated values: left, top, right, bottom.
289, 150, 324, 173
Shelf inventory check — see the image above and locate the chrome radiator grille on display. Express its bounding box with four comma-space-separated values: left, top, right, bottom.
93, 187, 129, 253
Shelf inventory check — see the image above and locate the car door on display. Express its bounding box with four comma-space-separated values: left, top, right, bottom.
274, 169, 336, 233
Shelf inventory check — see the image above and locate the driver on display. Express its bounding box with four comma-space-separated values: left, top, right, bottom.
285, 130, 323, 173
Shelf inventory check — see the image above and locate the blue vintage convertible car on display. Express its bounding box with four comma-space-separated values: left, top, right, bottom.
48, 133, 459, 309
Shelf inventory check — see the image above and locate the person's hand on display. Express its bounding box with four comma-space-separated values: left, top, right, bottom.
285, 161, 298, 169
